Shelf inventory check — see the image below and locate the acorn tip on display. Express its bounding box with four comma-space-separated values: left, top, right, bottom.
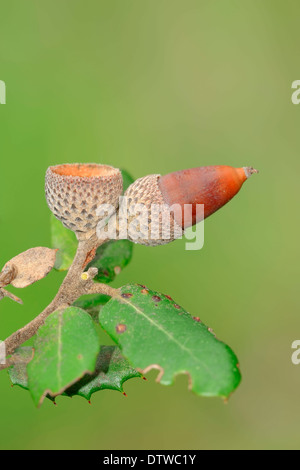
243, 167, 259, 178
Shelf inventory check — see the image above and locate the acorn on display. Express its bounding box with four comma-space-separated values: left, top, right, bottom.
118, 165, 257, 246
45, 164, 123, 240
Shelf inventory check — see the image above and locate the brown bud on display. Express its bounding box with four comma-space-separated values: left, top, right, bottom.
45, 164, 123, 239
0, 264, 18, 288
118, 165, 257, 246
1, 247, 57, 288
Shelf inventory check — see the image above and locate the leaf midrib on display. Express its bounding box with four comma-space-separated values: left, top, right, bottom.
117, 293, 215, 378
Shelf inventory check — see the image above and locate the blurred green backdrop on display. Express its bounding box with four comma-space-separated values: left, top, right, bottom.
0, 0, 299, 450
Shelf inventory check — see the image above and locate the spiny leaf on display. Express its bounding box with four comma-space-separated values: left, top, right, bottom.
8, 348, 62, 403
99, 284, 241, 399
51, 214, 77, 271
8, 345, 140, 403
65, 345, 141, 400
1, 247, 57, 288
87, 240, 133, 283
27, 307, 100, 407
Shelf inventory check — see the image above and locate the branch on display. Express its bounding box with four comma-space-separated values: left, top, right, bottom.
0, 288, 23, 305
89, 283, 119, 298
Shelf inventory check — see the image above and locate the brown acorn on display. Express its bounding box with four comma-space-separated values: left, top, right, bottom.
45, 164, 123, 240
118, 165, 257, 246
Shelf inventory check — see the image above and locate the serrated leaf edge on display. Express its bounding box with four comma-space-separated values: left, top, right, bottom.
29, 308, 100, 407
100, 288, 241, 399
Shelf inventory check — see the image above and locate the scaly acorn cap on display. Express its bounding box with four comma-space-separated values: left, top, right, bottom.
117, 174, 183, 246
45, 163, 123, 240
117, 165, 257, 246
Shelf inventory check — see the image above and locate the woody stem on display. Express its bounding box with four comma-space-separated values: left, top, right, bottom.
1, 236, 117, 369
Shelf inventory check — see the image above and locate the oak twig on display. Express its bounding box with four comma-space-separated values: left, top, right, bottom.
1, 235, 117, 369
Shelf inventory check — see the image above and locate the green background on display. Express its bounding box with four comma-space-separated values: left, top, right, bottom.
0, 0, 299, 450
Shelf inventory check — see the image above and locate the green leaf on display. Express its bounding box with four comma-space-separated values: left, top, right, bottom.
27, 307, 100, 407
65, 345, 141, 400
73, 294, 110, 322
99, 284, 241, 399
50, 214, 77, 271
8, 347, 56, 403
121, 169, 135, 192
8, 345, 140, 403
8, 347, 33, 390
88, 240, 133, 283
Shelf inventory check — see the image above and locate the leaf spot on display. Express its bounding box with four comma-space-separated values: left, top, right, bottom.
114, 266, 121, 275
116, 323, 127, 334
164, 294, 173, 301
193, 316, 201, 322
121, 293, 133, 299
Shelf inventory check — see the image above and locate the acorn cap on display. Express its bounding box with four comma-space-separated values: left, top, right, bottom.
45, 164, 123, 239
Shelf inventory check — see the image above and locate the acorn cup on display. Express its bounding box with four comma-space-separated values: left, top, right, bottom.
45, 164, 123, 240
117, 174, 184, 246
117, 165, 257, 246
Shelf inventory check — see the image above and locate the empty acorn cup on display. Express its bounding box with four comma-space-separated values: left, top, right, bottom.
45, 163, 123, 239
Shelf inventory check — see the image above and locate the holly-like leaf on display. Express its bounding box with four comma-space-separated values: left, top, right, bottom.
8, 345, 140, 402
99, 284, 241, 399
65, 345, 141, 400
87, 240, 133, 283
121, 169, 135, 192
7, 347, 62, 403
8, 347, 34, 390
1, 247, 57, 288
51, 214, 77, 271
73, 294, 110, 322
27, 307, 100, 407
